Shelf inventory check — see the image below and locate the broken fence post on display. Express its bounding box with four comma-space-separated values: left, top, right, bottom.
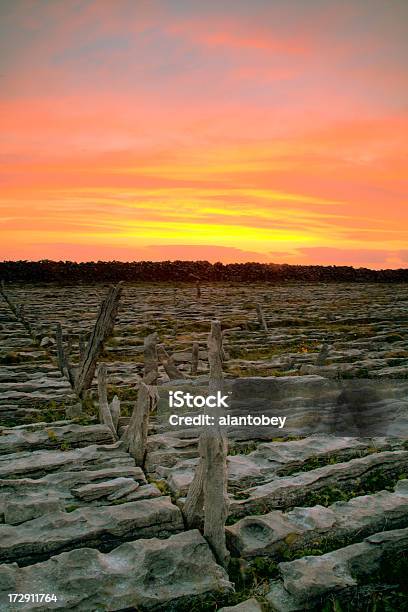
144, 332, 158, 383
316, 342, 330, 366
74, 282, 123, 397
121, 331, 159, 465
78, 334, 86, 360
97, 363, 118, 440
191, 342, 199, 375
110, 395, 121, 432
121, 369, 157, 466
256, 302, 268, 332
184, 319, 230, 568
158, 345, 185, 380
56, 323, 66, 375
0, 282, 16, 313
55, 322, 75, 386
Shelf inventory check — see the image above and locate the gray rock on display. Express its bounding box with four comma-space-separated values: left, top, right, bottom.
0, 424, 114, 455
72, 477, 139, 501
219, 598, 263, 611
4, 494, 65, 525
266, 527, 408, 610
0, 496, 184, 565
227, 480, 408, 558
0, 466, 149, 523
229, 451, 408, 517
0, 530, 233, 610
0, 443, 135, 480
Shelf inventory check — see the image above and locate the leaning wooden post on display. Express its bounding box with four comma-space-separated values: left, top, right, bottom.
74, 282, 123, 397
143, 332, 158, 383
121, 369, 157, 465
110, 395, 121, 432
55, 322, 75, 385
56, 322, 66, 375
203, 320, 230, 567
78, 334, 86, 360
158, 345, 185, 380
191, 342, 199, 375
121, 332, 158, 465
256, 302, 268, 332
316, 342, 330, 366
97, 363, 118, 440
0, 282, 16, 313
196, 280, 201, 300
184, 320, 230, 567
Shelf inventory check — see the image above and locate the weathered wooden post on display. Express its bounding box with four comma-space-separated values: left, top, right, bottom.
55, 322, 75, 386
97, 363, 118, 440
74, 282, 123, 397
56, 322, 66, 374
0, 282, 15, 313
143, 332, 158, 383
256, 302, 268, 332
78, 334, 86, 360
121, 369, 157, 465
191, 342, 199, 375
110, 395, 121, 432
184, 320, 230, 567
158, 345, 185, 380
316, 342, 330, 366
196, 280, 201, 300
121, 332, 159, 465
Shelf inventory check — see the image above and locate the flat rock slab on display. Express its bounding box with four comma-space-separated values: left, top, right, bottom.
0, 496, 184, 566
0, 424, 114, 455
0, 530, 233, 610
0, 466, 149, 524
219, 598, 263, 612
71, 477, 139, 501
164, 435, 402, 497
229, 451, 408, 517
266, 527, 408, 611
227, 479, 408, 558
248, 435, 401, 475
0, 443, 135, 480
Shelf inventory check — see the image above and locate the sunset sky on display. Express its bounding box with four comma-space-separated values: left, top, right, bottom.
1, 0, 407, 268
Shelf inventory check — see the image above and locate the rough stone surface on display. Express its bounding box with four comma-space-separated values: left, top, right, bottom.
227, 479, 408, 557
0, 496, 184, 565
0, 424, 114, 455
219, 598, 263, 612
1, 283, 408, 610
0, 443, 134, 480
229, 451, 408, 517
0, 530, 233, 610
0, 466, 150, 524
71, 477, 139, 501
266, 527, 408, 610
163, 435, 402, 498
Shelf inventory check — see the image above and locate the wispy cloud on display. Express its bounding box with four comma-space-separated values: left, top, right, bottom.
0, 1, 407, 267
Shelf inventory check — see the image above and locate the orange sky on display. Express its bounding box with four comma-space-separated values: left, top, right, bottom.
1, 0, 407, 268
